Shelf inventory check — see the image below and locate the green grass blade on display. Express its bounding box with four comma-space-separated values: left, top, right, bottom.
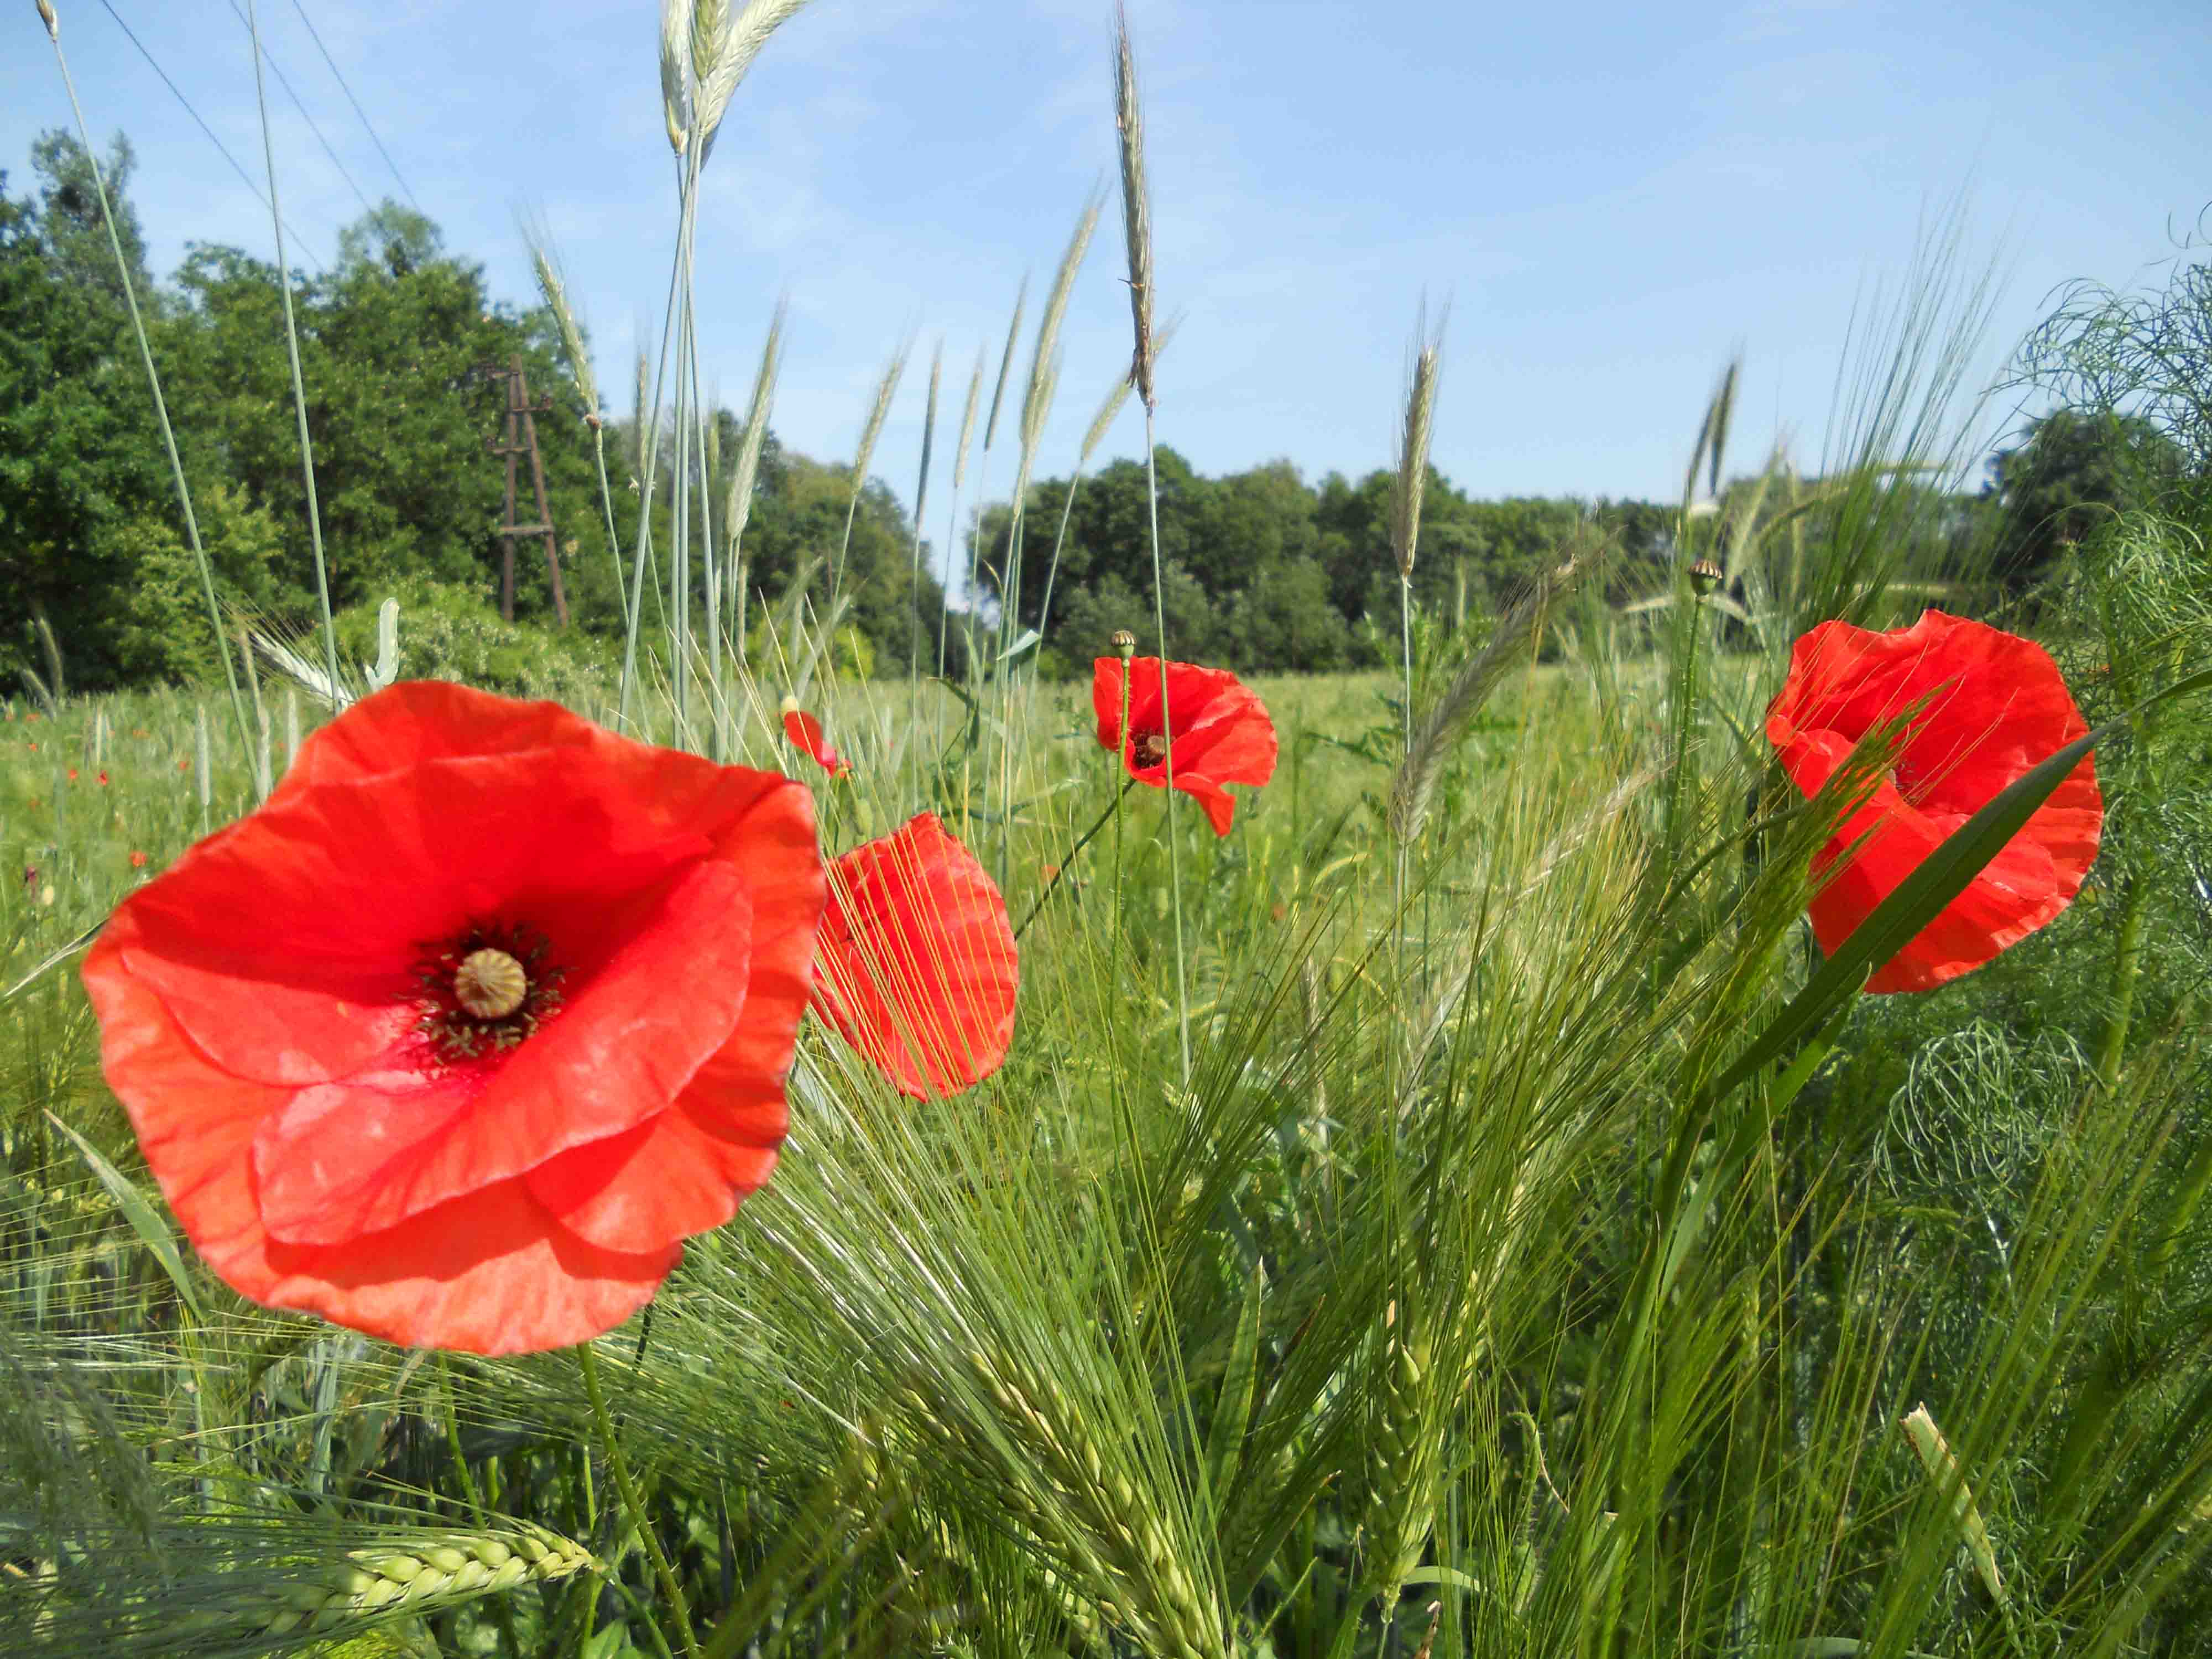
46, 1110, 206, 1323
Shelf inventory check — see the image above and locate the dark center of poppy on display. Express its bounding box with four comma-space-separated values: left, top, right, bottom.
412, 921, 568, 1063
1131, 731, 1170, 770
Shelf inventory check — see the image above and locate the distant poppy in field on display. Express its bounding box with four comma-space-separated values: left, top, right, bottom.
81, 681, 826, 1354
67, 768, 78, 782
97, 771, 108, 786
176, 758, 190, 773
25, 741, 35, 752
813, 813, 1018, 1099
1093, 656, 1279, 836
781, 697, 852, 779
129, 851, 148, 870
1765, 609, 2103, 994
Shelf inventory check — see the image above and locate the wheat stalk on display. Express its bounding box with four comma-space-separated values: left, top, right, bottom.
1682, 358, 1739, 505
1391, 309, 1445, 583
523, 230, 600, 420
1389, 526, 1608, 842
658, 0, 696, 153
1113, 2, 1155, 410
171, 1526, 599, 1640
983, 275, 1029, 454
919, 1350, 1224, 1659
832, 336, 913, 604
952, 344, 985, 494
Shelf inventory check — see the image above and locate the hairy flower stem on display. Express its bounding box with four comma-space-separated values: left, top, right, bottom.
580, 1342, 699, 1658
1016, 781, 1135, 937
1142, 404, 1192, 1085
1113, 659, 1133, 1062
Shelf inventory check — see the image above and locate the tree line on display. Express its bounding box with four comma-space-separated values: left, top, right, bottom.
5, 129, 2191, 694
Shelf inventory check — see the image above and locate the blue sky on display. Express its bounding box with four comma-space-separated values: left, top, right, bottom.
6, 0, 2209, 531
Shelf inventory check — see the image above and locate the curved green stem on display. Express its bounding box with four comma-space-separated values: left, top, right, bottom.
1015, 781, 1135, 937
580, 1340, 699, 1658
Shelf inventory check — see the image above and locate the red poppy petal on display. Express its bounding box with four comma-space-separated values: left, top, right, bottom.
528, 782, 821, 1251
815, 814, 1019, 1099
782, 703, 850, 777
1770, 612, 2104, 994
249, 859, 754, 1245
524, 1070, 783, 1253
1175, 772, 1240, 837
270, 681, 594, 806
82, 915, 674, 1354
1092, 659, 1128, 752
1177, 684, 1279, 789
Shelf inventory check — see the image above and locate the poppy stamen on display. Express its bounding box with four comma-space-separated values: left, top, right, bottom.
1131, 732, 1168, 769
411, 921, 569, 1062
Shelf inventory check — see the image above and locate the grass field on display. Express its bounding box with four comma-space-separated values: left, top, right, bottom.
9, 2, 2212, 1655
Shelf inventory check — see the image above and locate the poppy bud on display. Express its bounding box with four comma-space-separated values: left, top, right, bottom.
1111, 629, 1137, 659
37, 1, 58, 43
1688, 559, 1722, 598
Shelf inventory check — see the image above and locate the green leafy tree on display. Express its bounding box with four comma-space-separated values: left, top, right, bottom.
158, 200, 611, 630
29, 129, 150, 305
1986, 408, 2189, 587
0, 164, 168, 690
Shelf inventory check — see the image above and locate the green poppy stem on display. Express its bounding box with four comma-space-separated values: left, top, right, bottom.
1015, 781, 1135, 938
579, 1339, 700, 1658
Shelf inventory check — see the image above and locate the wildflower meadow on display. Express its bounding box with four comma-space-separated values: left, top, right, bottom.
6, 2, 2212, 1656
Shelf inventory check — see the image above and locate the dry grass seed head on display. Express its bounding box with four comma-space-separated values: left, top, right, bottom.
985, 275, 1030, 452
953, 345, 987, 492
1113, 2, 1155, 409
1391, 307, 1446, 581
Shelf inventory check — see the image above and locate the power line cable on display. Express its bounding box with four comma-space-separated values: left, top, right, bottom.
95, 0, 328, 268
222, 0, 377, 220
286, 0, 419, 211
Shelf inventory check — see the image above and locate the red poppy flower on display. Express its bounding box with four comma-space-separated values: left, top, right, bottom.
1765, 609, 2103, 994
97, 770, 109, 786
781, 698, 852, 779
812, 813, 1018, 1099
67, 767, 77, 782
1092, 656, 1279, 836
81, 681, 825, 1354
130, 851, 149, 869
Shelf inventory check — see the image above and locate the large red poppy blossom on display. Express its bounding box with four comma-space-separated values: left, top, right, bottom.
781, 698, 852, 778
1765, 609, 2103, 994
813, 814, 1018, 1099
1093, 656, 1278, 836
80, 681, 825, 1354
